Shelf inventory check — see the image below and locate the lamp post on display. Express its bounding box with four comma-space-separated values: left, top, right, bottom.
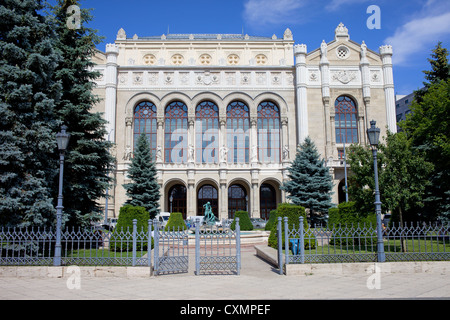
366, 120, 385, 262
54, 125, 70, 266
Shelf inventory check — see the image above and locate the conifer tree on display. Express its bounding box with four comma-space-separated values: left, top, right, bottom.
123, 134, 160, 219
0, 0, 62, 227
49, 0, 115, 228
281, 137, 334, 223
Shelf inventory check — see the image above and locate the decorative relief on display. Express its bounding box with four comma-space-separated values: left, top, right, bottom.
148, 72, 158, 85
309, 70, 319, 82
179, 72, 189, 85
370, 70, 381, 83
241, 72, 250, 85
118, 72, 128, 85
226, 72, 236, 85
164, 72, 174, 85
256, 72, 266, 85
331, 70, 357, 84
195, 72, 219, 85
272, 72, 281, 85
132, 72, 143, 85
286, 72, 294, 85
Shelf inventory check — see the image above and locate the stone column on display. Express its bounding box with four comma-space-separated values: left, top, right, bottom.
360, 41, 371, 145
250, 117, 258, 164
379, 45, 397, 133
294, 44, 308, 144
104, 44, 119, 142
156, 116, 164, 163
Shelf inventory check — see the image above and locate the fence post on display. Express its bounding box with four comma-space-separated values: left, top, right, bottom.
132, 219, 137, 267
277, 217, 283, 275
236, 217, 241, 275
299, 216, 305, 264
148, 219, 152, 268
195, 219, 200, 275
153, 219, 159, 275
284, 217, 289, 267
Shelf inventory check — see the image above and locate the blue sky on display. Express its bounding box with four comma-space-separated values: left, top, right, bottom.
78, 0, 450, 95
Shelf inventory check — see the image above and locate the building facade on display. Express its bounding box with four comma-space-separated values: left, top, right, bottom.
91, 23, 396, 220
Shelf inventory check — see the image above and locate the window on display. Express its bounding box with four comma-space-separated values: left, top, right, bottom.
260, 184, 277, 220
199, 54, 212, 65
165, 101, 188, 163
195, 101, 219, 163
226, 101, 250, 163
228, 184, 247, 219
257, 101, 281, 163
255, 54, 267, 65
197, 185, 218, 217
143, 54, 156, 65
171, 54, 184, 65
335, 96, 358, 144
168, 185, 187, 219
227, 54, 239, 65
133, 101, 157, 159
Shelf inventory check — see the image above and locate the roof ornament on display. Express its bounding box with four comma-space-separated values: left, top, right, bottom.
116, 28, 126, 40
335, 22, 349, 40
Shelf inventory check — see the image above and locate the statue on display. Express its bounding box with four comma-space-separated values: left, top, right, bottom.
203, 202, 216, 226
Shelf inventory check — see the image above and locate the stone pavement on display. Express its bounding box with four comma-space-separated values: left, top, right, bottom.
0, 244, 449, 300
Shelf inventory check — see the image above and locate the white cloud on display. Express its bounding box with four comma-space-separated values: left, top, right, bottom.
384, 11, 450, 66
243, 0, 307, 28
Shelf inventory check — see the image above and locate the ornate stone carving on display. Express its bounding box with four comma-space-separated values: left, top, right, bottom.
331, 70, 357, 84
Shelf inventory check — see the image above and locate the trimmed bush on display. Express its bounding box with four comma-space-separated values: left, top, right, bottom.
230, 211, 253, 231
164, 212, 187, 231
109, 205, 152, 252
268, 203, 315, 250
327, 201, 377, 246
264, 210, 277, 231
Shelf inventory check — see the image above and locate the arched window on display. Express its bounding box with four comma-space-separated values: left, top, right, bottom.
165, 101, 188, 163
257, 101, 281, 163
168, 184, 187, 219
335, 96, 358, 144
260, 183, 277, 220
134, 101, 157, 159
228, 184, 247, 219
226, 101, 250, 163
195, 101, 219, 163
197, 184, 218, 217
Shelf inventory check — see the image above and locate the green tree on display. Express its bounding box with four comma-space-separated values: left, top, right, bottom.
400, 79, 450, 221
380, 131, 434, 224
49, 0, 115, 228
0, 0, 62, 227
123, 134, 160, 218
281, 137, 333, 223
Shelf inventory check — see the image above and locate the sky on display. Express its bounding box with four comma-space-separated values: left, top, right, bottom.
75, 0, 450, 95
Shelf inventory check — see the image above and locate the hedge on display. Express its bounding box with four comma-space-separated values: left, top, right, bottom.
164, 212, 188, 231
230, 211, 253, 231
109, 205, 153, 252
268, 203, 315, 250
327, 201, 377, 246
264, 210, 277, 231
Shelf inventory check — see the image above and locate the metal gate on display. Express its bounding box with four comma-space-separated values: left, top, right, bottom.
153, 222, 189, 275
194, 218, 241, 275
152, 218, 241, 276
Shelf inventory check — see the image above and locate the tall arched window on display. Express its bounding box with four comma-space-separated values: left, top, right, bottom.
165, 101, 188, 163
260, 183, 277, 220
168, 184, 187, 219
195, 101, 219, 163
197, 184, 218, 217
257, 101, 281, 163
226, 101, 250, 163
335, 96, 358, 144
134, 101, 157, 159
228, 184, 247, 219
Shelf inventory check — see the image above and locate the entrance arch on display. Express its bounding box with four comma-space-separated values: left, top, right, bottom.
197, 184, 218, 217
260, 183, 277, 220
228, 184, 248, 219
167, 184, 187, 219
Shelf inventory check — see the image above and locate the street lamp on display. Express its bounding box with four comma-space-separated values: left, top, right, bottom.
366, 120, 385, 262
54, 125, 70, 266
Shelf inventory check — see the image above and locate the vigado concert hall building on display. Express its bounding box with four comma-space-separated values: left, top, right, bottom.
91, 23, 397, 220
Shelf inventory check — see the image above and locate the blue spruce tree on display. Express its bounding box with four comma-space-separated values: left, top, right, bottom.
123, 134, 160, 219
0, 0, 62, 227
50, 0, 115, 228
281, 137, 334, 223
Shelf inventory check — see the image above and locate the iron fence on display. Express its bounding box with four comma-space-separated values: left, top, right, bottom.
277, 217, 450, 272
0, 220, 152, 267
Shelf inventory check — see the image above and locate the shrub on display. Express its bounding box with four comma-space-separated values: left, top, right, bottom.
109, 205, 152, 252
268, 203, 315, 250
327, 201, 377, 246
230, 211, 253, 231
164, 212, 187, 231
264, 210, 277, 231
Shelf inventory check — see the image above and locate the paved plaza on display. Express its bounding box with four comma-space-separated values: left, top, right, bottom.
0, 244, 449, 301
